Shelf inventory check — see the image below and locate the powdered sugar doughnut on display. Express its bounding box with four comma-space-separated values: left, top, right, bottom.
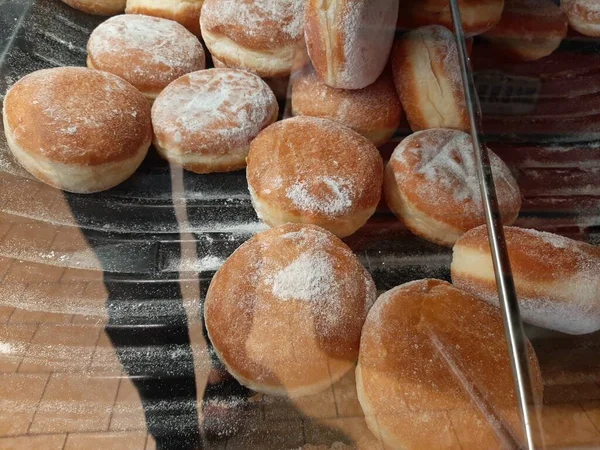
357, 279, 543, 449
304, 0, 399, 90
87, 15, 205, 102
562, 0, 600, 37
151, 69, 278, 174
452, 226, 600, 335
3, 67, 151, 193
483, 0, 568, 61
391, 25, 469, 132
384, 129, 521, 246
125, 0, 204, 36
246, 117, 384, 238
61, 0, 125, 15
205, 223, 377, 397
291, 69, 403, 147
201, 0, 305, 77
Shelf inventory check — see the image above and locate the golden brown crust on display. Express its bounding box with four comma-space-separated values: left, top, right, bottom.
3, 67, 151, 166
205, 223, 377, 396
483, 0, 568, 60
452, 226, 600, 334
391, 26, 469, 132
246, 117, 383, 229
125, 0, 204, 35
357, 279, 543, 449
396, 0, 504, 36
200, 0, 304, 52
87, 15, 205, 96
291, 69, 403, 147
61, 0, 126, 16
384, 129, 521, 244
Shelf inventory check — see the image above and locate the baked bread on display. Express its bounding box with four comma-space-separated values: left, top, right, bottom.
205, 223, 377, 397
87, 14, 205, 102
452, 225, 600, 335
562, 0, 600, 37
246, 117, 384, 238
304, 0, 399, 89
151, 68, 278, 173
125, 0, 204, 35
384, 129, 521, 246
483, 0, 568, 61
391, 25, 469, 131
61, 0, 125, 15
3, 67, 151, 193
201, 0, 305, 77
291, 69, 403, 147
357, 279, 543, 449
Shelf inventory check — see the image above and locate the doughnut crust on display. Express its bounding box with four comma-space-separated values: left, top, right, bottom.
483, 0, 568, 61
384, 129, 521, 246
357, 279, 543, 450
125, 0, 204, 35
291, 70, 403, 147
397, 0, 504, 37
3, 67, 151, 193
151, 69, 278, 173
305, 0, 399, 90
391, 25, 469, 132
61, 0, 125, 15
562, 0, 600, 37
205, 223, 377, 397
201, 0, 305, 77
246, 117, 384, 238
452, 226, 600, 335
87, 15, 205, 101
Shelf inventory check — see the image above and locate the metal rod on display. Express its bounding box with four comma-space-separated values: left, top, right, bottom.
447, 2, 540, 448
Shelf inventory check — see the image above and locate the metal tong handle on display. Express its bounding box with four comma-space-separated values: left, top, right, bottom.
447, 1, 541, 448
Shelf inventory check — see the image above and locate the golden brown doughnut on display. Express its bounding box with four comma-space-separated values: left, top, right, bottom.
452, 225, 600, 335
304, 0, 399, 90
357, 279, 543, 449
201, 0, 305, 77
391, 25, 469, 131
61, 0, 125, 16
483, 0, 568, 61
205, 223, 377, 397
87, 14, 205, 102
384, 129, 521, 246
291, 69, 403, 147
246, 117, 384, 238
125, 0, 204, 35
151, 68, 278, 174
562, 0, 600, 37
2, 67, 151, 193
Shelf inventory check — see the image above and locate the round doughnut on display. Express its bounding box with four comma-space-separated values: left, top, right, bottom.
562, 0, 600, 37
357, 279, 543, 450
200, 0, 305, 78
291, 69, 403, 147
87, 15, 205, 102
483, 0, 568, 61
246, 117, 384, 238
61, 0, 125, 15
452, 226, 600, 335
2, 67, 151, 194
391, 25, 469, 132
384, 129, 521, 246
205, 223, 377, 397
397, 0, 504, 37
151, 68, 278, 174
304, 0, 399, 90
125, 0, 204, 35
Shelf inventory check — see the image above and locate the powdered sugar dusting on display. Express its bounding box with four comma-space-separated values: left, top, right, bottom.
271, 251, 336, 301
519, 228, 572, 249
286, 176, 354, 216
152, 69, 277, 154
87, 14, 205, 88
